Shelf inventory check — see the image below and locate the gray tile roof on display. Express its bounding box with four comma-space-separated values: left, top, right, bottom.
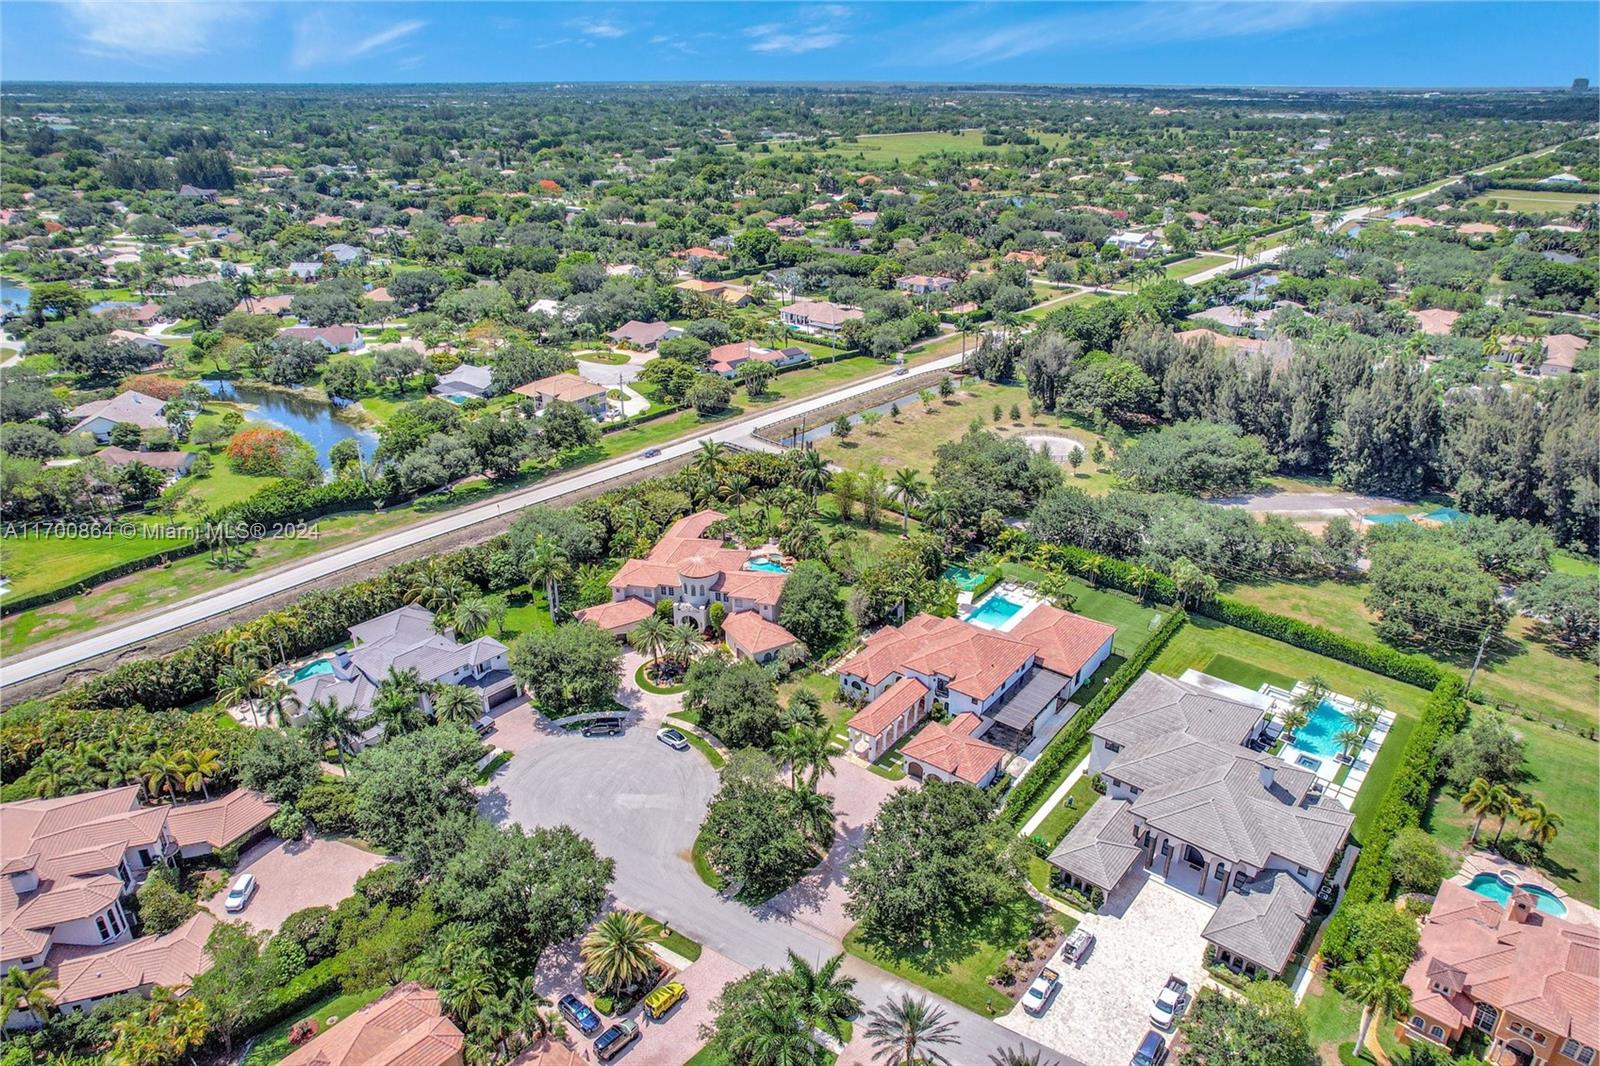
1092, 672, 1264, 750
1046, 797, 1143, 893
1201, 870, 1314, 973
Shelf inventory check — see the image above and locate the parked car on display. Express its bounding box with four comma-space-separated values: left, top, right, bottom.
1132, 1030, 1168, 1066
595, 1019, 640, 1061
223, 873, 257, 912
656, 727, 689, 751
643, 981, 686, 1020
472, 713, 496, 737
1151, 976, 1190, 1030
1022, 966, 1060, 1015
1315, 880, 1339, 915
1062, 926, 1095, 963
583, 716, 624, 737
558, 994, 600, 1036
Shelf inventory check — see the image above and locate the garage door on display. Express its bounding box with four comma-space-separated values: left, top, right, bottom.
486, 684, 519, 708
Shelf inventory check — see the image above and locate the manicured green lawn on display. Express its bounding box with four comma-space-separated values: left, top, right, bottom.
998, 562, 1165, 658
0, 523, 193, 602
1301, 978, 1363, 1061
692, 829, 725, 891
575, 349, 630, 366
843, 894, 1048, 1019
1200, 654, 1296, 693
675, 727, 725, 770
1165, 254, 1231, 279
762, 129, 1061, 164
1466, 188, 1596, 214
495, 591, 557, 641
241, 985, 389, 1066
1032, 771, 1100, 845
641, 915, 703, 963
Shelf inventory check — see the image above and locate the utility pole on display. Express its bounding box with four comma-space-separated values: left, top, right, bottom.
1465, 623, 1495, 692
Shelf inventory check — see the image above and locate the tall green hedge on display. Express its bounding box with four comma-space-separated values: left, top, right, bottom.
1002, 607, 1189, 828
1320, 675, 1468, 966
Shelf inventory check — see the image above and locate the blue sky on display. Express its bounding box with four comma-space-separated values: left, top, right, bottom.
2, 2, 1594, 87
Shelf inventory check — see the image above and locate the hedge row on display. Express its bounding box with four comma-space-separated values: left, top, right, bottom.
242, 954, 348, 1033
1025, 540, 1450, 691
1320, 675, 1468, 965
1002, 606, 1189, 828
1195, 597, 1448, 690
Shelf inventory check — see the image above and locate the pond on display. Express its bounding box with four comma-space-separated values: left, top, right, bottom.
202, 379, 378, 470
0, 277, 30, 315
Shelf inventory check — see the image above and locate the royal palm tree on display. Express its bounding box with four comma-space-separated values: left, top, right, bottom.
864, 994, 960, 1066
629, 614, 671, 670
793, 447, 829, 498
524, 535, 570, 624
581, 911, 658, 993
777, 950, 861, 1044
432, 684, 483, 727
885, 468, 927, 533
1516, 798, 1563, 848
725, 983, 817, 1066
303, 697, 361, 771
697, 440, 727, 481
1344, 959, 1411, 1058
1, 964, 58, 1024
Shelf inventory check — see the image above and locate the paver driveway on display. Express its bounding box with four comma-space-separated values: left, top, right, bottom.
997, 868, 1214, 1066
205, 836, 387, 934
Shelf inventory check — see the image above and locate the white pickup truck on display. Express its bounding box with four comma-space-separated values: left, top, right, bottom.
1022, 966, 1061, 1015
1151, 976, 1191, 1030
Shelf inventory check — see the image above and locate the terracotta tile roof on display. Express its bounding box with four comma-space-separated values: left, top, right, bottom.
1542, 333, 1589, 369
722, 611, 799, 656
574, 598, 656, 632
514, 373, 606, 404
607, 511, 788, 610
840, 614, 1034, 702
1407, 881, 1599, 1047
164, 790, 278, 851
1410, 308, 1461, 336
280, 982, 464, 1066
1004, 604, 1116, 678
55, 912, 217, 1005
901, 713, 1006, 784
849, 677, 929, 739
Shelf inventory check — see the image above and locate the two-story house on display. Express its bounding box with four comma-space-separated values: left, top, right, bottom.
1050, 672, 1353, 977
1399, 880, 1598, 1066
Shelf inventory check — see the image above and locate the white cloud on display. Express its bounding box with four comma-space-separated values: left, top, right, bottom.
926, 0, 1355, 65
292, 14, 425, 69
58, 0, 257, 59
745, 7, 849, 55
568, 15, 627, 38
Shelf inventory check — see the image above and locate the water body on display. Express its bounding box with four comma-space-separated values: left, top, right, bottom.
0, 277, 30, 315
202, 379, 377, 470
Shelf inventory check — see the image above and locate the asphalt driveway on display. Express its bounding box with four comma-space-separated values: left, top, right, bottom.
997, 868, 1214, 1066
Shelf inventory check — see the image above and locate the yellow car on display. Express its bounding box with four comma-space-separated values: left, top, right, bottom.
642, 981, 686, 1020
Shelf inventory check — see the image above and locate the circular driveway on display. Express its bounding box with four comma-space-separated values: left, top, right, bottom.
478, 717, 719, 906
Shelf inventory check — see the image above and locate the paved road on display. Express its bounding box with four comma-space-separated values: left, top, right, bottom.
480, 699, 1074, 1066
0, 353, 962, 688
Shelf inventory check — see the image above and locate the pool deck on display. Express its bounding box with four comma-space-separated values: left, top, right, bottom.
960, 581, 1046, 632
1455, 852, 1600, 927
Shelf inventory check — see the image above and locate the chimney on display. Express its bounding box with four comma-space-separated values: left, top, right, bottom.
1258, 763, 1276, 790
1505, 888, 1536, 925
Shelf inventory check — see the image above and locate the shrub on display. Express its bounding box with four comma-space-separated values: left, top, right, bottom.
225, 427, 313, 477
288, 1018, 320, 1046
298, 780, 358, 834
271, 806, 307, 841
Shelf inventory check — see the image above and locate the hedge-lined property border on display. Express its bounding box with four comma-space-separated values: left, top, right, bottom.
1002, 607, 1189, 828
1320, 675, 1468, 964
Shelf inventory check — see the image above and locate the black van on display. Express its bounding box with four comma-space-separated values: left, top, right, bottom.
582, 716, 624, 737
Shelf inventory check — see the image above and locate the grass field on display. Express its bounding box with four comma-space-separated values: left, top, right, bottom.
1224, 575, 1597, 733
764, 129, 1069, 164
998, 561, 1165, 658
1466, 188, 1596, 214
815, 380, 1117, 493
240, 985, 389, 1066
843, 894, 1054, 1018
1165, 254, 1231, 279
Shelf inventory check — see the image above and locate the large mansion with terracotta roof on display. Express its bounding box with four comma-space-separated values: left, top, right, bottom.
582, 510, 800, 662
841, 606, 1115, 786
280, 982, 465, 1066
1400, 880, 1598, 1066
1, 786, 276, 1020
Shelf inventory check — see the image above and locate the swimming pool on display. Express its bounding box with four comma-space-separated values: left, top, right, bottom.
1363, 512, 1414, 526
744, 558, 787, 573
967, 593, 1025, 630
941, 565, 987, 592
1287, 698, 1355, 759
1464, 873, 1568, 917
290, 657, 334, 683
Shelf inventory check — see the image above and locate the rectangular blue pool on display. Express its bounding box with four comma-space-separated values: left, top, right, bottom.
1288, 698, 1354, 759
744, 558, 787, 573
967, 593, 1024, 630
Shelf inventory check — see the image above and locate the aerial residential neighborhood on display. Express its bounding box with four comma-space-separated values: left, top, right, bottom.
0, 5, 1596, 1066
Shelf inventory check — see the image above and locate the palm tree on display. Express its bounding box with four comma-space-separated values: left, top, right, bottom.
173, 747, 222, 799
921, 492, 954, 533
989, 1048, 1061, 1066
406, 560, 469, 615
257, 680, 302, 729
697, 440, 727, 481
1516, 798, 1563, 848
28, 750, 70, 799
778, 950, 861, 1044
581, 911, 658, 993
373, 667, 427, 738
629, 613, 671, 670
1, 965, 58, 1025
139, 754, 184, 804
889, 468, 927, 532
524, 535, 570, 624
793, 448, 829, 498
215, 652, 268, 725
1460, 777, 1496, 845
725, 983, 818, 1066
303, 697, 361, 771
452, 596, 492, 640
1278, 702, 1310, 742
1129, 564, 1157, 605
864, 994, 960, 1066
1335, 727, 1365, 764
1344, 959, 1411, 1059
439, 947, 497, 1026
432, 684, 483, 727
789, 785, 837, 850
859, 465, 886, 530
666, 622, 702, 673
